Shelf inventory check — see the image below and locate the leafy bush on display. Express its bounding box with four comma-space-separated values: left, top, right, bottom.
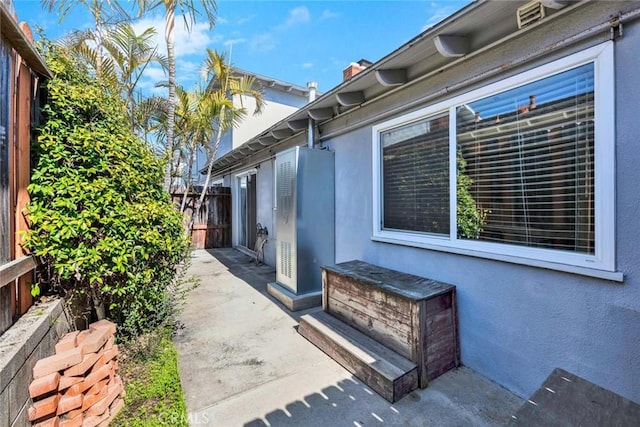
457, 152, 488, 239
24, 44, 189, 336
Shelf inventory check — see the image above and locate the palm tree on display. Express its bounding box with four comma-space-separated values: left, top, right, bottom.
43, 0, 129, 81
136, 0, 217, 192
134, 94, 169, 149
188, 49, 264, 231
102, 23, 168, 130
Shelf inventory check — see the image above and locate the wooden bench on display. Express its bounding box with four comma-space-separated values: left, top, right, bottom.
508, 368, 640, 426
299, 311, 419, 402
321, 260, 460, 389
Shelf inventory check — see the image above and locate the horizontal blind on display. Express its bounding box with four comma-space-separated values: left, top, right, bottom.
382, 113, 449, 234
456, 63, 595, 254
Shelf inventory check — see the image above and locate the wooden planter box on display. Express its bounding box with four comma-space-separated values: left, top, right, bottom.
322, 261, 459, 388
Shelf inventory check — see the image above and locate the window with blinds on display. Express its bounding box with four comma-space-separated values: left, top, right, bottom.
382, 113, 449, 235
372, 43, 615, 275
456, 63, 595, 254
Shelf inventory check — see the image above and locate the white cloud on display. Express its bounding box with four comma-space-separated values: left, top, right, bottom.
250, 33, 276, 53
137, 65, 167, 91
236, 14, 256, 25
217, 16, 229, 24
138, 59, 202, 91
277, 6, 310, 29
132, 15, 219, 58
320, 9, 340, 21
175, 60, 202, 87
224, 38, 246, 47
422, 3, 461, 31
301, 62, 314, 69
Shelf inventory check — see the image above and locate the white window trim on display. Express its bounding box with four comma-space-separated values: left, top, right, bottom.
372, 42, 621, 282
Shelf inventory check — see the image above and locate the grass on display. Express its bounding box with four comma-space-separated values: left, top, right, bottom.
111, 327, 188, 426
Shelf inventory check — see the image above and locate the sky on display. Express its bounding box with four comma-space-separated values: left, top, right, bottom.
11, 0, 472, 95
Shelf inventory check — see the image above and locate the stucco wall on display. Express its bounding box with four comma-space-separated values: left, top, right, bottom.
256, 159, 276, 267
231, 94, 306, 149
326, 10, 640, 403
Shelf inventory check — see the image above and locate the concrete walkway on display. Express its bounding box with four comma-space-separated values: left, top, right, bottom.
174, 249, 523, 426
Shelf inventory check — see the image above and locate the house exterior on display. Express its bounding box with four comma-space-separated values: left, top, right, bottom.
193, 70, 314, 185
204, 0, 640, 404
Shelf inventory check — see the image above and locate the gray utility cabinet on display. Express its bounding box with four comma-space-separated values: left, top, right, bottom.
275, 146, 335, 295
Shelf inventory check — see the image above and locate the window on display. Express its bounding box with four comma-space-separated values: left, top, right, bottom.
372, 43, 616, 278
382, 113, 449, 235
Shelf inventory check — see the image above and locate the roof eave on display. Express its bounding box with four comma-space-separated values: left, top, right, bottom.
204, 0, 526, 177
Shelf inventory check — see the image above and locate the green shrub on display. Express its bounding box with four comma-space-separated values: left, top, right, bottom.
24, 44, 189, 336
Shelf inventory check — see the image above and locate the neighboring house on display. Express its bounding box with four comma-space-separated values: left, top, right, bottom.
0, 0, 51, 332
193, 70, 315, 185
203, 0, 640, 405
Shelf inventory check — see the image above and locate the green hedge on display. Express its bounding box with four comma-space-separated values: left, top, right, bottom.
24, 44, 189, 336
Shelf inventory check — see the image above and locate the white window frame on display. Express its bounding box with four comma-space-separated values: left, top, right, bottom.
372, 42, 620, 281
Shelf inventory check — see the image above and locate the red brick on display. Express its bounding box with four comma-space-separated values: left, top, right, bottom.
28, 393, 60, 421
79, 328, 110, 354
85, 378, 109, 396
89, 319, 116, 336
97, 345, 118, 367
64, 352, 101, 377
81, 386, 108, 411
58, 375, 84, 391
82, 410, 109, 427
113, 375, 125, 397
89, 355, 108, 375
85, 382, 121, 417
102, 336, 114, 351
76, 330, 91, 344
33, 346, 84, 379
29, 372, 61, 398
56, 393, 83, 415
55, 332, 79, 354
109, 397, 124, 418
66, 363, 111, 396
64, 406, 84, 420
33, 416, 60, 427
60, 414, 83, 427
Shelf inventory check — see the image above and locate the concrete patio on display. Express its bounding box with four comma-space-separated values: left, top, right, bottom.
174, 249, 523, 426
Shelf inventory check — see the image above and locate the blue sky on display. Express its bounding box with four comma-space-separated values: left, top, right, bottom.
12, 0, 471, 94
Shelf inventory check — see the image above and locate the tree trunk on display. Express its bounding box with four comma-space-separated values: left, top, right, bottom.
180, 146, 195, 214
90, 288, 106, 321
189, 112, 225, 232
163, 7, 176, 192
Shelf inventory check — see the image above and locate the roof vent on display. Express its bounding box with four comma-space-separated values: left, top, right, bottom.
517, 1, 546, 29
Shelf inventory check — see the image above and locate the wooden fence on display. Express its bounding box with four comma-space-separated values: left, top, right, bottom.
173, 187, 232, 249
0, 255, 35, 335
1, 6, 50, 335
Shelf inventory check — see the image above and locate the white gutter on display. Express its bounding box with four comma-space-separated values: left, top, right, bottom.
318, 4, 640, 141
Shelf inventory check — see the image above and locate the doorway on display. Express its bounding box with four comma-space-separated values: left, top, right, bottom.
237, 173, 257, 250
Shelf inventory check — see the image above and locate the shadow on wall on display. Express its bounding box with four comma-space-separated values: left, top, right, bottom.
243, 377, 411, 427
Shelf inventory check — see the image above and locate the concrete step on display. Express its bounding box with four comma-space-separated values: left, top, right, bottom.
298, 311, 419, 402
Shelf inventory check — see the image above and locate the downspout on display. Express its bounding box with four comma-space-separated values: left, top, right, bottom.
307, 81, 317, 148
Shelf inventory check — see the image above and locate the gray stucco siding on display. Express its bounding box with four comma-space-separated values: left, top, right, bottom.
328, 10, 640, 403
256, 159, 276, 266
